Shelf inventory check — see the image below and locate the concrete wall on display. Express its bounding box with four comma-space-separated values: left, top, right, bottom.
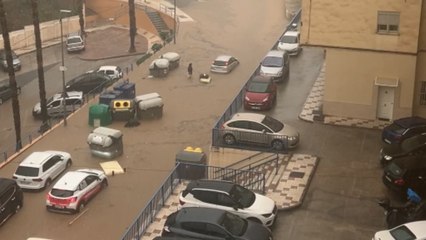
323, 48, 417, 119
300, 0, 422, 53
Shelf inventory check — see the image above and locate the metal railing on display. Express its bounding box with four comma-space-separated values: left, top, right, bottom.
226, 152, 280, 175
120, 162, 265, 240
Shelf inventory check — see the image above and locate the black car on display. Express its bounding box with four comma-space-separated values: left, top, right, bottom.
383, 155, 426, 198
0, 49, 21, 72
380, 133, 426, 165
0, 80, 21, 105
161, 207, 272, 240
0, 178, 23, 226
382, 116, 426, 145
65, 72, 113, 94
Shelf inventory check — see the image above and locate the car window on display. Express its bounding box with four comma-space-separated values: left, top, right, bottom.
228, 120, 249, 130
85, 175, 98, 185
248, 122, 267, 132
229, 185, 255, 208
50, 100, 61, 108
280, 35, 298, 44
15, 166, 39, 177
213, 60, 227, 66
65, 98, 81, 106
79, 180, 88, 190
206, 223, 228, 238
0, 186, 15, 205
401, 134, 426, 152
181, 222, 208, 234
389, 225, 416, 239
247, 81, 269, 93
217, 193, 235, 207
51, 188, 74, 197
262, 56, 283, 67
261, 115, 284, 132
43, 158, 57, 172
192, 190, 217, 204
221, 212, 247, 236
105, 70, 114, 76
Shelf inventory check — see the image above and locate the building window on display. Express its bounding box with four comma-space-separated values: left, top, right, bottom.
420, 81, 426, 105
377, 11, 400, 34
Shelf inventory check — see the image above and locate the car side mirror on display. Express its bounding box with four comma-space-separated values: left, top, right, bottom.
233, 205, 239, 210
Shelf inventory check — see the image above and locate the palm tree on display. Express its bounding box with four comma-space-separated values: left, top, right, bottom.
30, 0, 49, 132
0, 0, 22, 151
77, 0, 85, 36
128, 0, 136, 53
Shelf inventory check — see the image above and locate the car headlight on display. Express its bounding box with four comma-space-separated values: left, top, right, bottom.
262, 96, 269, 102
260, 69, 265, 75
277, 70, 283, 76
262, 213, 273, 218
288, 136, 297, 141
384, 155, 393, 161
245, 96, 250, 101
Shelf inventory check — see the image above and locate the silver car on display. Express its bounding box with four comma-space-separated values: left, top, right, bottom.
221, 112, 300, 150
259, 50, 289, 83
210, 55, 239, 73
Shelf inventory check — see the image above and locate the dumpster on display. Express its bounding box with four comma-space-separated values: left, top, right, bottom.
88, 104, 112, 127
113, 81, 136, 99
87, 127, 123, 159
135, 93, 163, 119
176, 146, 207, 180
110, 99, 135, 121
149, 58, 169, 78
99, 90, 123, 105
161, 52, 180, 70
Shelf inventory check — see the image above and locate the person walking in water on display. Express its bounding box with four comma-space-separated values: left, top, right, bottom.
187, 63, 193, 79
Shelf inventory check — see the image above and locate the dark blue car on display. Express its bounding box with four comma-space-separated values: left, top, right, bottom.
382, 116, 426, 145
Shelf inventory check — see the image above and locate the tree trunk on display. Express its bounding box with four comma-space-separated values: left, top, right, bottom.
31, 0, 49, 132
0, 0, 22, 151
128, 0, 136, 53
78, 0, 85, 36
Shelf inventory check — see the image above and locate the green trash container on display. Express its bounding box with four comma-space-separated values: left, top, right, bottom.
89, 104, 112, 127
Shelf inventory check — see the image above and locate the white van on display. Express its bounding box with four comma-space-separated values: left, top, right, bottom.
32, 91, 83, 118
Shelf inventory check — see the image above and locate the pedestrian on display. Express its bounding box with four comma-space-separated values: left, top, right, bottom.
187, 63, 193, 79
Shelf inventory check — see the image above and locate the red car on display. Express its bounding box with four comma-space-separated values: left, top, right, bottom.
244, 75, 277, 110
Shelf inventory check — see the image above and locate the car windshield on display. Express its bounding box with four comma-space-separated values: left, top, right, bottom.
213, 60, 228, 66
50, 188, 74, 197
280, 35, 298, 44
67, 37, 82, 44
229, 184, 255, 208
387, 123, 407, 135
400, 134, 426, 152
15, 166, 39, 177
261, 115, 284, 132
262, 56, 283, 67
248, 81, 269, 93
221, 212, 247, 236
390, 225, 416, 240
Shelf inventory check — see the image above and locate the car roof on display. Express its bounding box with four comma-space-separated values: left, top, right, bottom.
265, 50, 285, 58
98, 66, 119, 71
186, 179, 234, 193
52, 91, 83, 100
228, 112, 266, 122
283, 31, 299, 37
176, 207, 225, 224
20, 151, 55, 167
214, 55, 233, 61
53, 171, 90, 191
0, 178, 17, 193
394, 116, 426, 128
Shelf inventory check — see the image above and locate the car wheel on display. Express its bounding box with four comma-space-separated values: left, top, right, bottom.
77, 201, 86, 213
271, 140, 284, 151
44, 178, 52, 189
223, 134, 236, 145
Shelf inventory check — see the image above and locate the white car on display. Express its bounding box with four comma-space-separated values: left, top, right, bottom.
277, 31, 301, 56
96, 66, 123, 80
373, 221, 426, 240
210, 55, 239, 73
46, 169, 108, 213
178, 179, 277, 227
13, 151, 72, 190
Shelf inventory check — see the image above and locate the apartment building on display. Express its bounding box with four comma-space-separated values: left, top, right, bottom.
300, 0, 426, 121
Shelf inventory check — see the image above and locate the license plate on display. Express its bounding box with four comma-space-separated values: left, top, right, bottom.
20, 181, 30, 185
54, 205, 66, 209
252, 106, 261, 110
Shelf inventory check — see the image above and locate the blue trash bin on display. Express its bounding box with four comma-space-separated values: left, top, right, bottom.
113, 81, 135, 99
99, 90, 123, 105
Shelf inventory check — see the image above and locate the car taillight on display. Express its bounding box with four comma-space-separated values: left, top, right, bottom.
179, 199, 185, 206
394, 178, 405, 186
68, 197, 78, 203
33, 178, 43, 182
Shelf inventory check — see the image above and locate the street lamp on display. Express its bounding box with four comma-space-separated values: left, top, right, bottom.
59, 9, 71, 126
173, 0, 176, 44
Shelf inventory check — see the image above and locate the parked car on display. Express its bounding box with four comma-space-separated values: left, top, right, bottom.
66, 32, 85, 52
32, 91, 83, 118
65, 72, 113, 94
382, 116, 426, 145
0, 49, 21, 72
259, 50, 289, 83
221, 112, 299, 150
13, 151, 72, 190
380, 133, 426, 165
210, 55, 239, 73
95, 65, 123, 80
383, 154, 426, 198
179, 179, 277, 227
277, 31, 301, 55
244, 75, 277, 111
161, 207, 273, 240
373, 220, 426, 240
46, 169, 107, 214
0, 178, 23, 226
0, 80, 21, 105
